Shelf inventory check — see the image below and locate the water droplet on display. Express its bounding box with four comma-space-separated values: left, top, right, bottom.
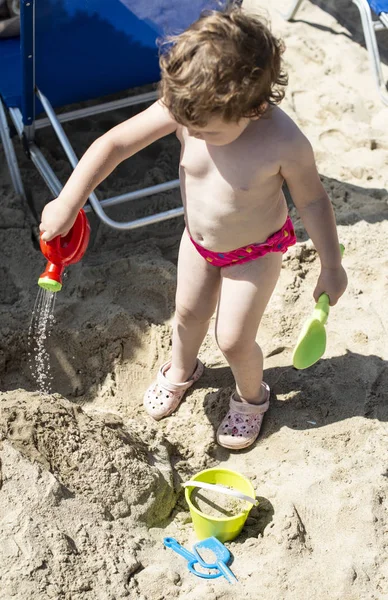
28, 289, 57, 396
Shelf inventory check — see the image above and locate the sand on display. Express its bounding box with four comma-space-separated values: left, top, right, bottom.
0, 1, 388, 598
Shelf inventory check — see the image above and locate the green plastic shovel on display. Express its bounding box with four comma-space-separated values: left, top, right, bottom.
292, 245, 344, 370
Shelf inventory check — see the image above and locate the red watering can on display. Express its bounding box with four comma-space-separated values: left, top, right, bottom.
38, 209, 90, 292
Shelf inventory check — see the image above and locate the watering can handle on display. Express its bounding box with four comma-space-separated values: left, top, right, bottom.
183, 480, 258, 505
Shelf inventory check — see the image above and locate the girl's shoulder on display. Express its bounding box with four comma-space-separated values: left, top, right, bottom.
266, 106, 312, 155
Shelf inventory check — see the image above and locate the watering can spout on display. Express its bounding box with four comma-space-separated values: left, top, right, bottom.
38, 262, 65, 292
38, 209, 90, 292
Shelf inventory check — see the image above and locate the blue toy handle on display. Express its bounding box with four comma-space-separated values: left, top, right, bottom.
187, 561, 222, 580
163, 537, 222, 580
217, 560, 238, 584
163, 537, 197, 562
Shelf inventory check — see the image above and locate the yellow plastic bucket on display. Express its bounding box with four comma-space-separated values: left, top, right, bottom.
184, 467, 256, 542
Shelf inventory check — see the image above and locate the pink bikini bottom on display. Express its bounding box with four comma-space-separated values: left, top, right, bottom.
189, 216, 296, 268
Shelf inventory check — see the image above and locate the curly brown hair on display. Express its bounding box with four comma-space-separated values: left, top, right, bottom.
159, 6, 288, 127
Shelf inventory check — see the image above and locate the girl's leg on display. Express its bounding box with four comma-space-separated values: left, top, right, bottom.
167, 229, 221, 384
215, 252, 282, 403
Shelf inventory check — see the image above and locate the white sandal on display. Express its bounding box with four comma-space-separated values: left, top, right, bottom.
216, 382, 270, 449
143, 359, 204, 420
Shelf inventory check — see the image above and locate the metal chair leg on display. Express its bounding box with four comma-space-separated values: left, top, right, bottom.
0, 98, 27, 200
352, 0, 388, 105
279, 0, 305, 21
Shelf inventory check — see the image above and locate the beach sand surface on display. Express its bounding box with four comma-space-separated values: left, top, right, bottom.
0, 1, 387, 598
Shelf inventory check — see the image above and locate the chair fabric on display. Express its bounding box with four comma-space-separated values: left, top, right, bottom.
0, 0, 220, 111
369, 0, 388, 16
0, 37, 20, 108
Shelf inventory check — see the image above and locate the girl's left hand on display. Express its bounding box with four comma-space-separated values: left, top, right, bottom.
313, 265, 348, 306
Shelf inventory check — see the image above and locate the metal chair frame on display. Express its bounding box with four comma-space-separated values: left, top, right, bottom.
0, 0, 184, 230
281, 0, 388, 106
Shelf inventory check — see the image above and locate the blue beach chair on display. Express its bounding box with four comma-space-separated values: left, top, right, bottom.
282, 0, 388, 106
0, 0, 225, 230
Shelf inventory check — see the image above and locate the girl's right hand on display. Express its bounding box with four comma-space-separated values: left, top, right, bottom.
39, 198, 79, 242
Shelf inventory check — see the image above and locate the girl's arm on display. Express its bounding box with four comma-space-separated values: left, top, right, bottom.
280, 133, 347, 305
40, 100, 177, 241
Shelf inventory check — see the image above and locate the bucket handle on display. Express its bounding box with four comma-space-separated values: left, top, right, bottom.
183, 480, 258, 506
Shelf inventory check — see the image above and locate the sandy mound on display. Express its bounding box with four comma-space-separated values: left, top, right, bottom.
1, 1, 388, 599
0, 392, 174, 597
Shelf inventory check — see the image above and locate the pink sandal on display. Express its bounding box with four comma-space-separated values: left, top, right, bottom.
216, 382, 270, 450
143, 359, 204, 420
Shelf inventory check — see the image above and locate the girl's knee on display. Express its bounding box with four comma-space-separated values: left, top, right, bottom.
175, 302, 212, 326
215, 330, 256, 359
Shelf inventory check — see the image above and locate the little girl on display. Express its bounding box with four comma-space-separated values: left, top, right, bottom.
40, 6, 347, 450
